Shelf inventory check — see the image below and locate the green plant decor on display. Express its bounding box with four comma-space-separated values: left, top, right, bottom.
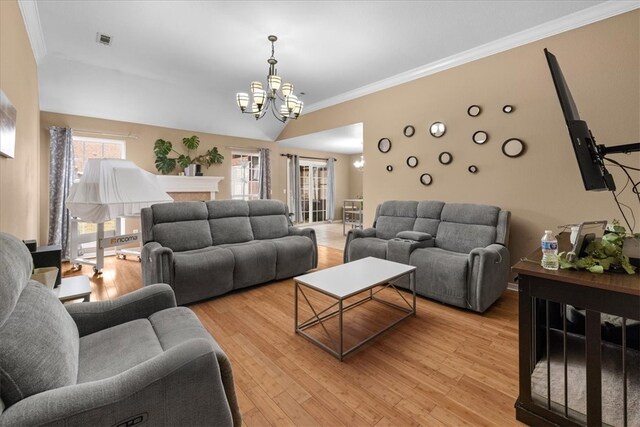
558, 221, 637, 275
153, 135, 224, 174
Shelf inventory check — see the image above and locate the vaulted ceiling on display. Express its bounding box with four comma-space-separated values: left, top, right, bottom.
21, 1, 633, 143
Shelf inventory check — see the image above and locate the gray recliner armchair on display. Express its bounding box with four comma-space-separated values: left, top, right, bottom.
0, 232, 241, 427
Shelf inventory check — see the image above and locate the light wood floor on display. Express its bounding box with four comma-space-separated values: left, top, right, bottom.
63, 246, 521, 426
304, 222, 349, 250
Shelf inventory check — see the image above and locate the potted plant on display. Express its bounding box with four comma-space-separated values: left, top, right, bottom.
558, 220, 637, 274
153, 135, 224, 175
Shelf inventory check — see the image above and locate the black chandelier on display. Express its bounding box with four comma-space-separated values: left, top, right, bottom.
235, 35, 303, 123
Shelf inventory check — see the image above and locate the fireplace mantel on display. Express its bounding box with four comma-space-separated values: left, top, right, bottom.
155, 175, 224, 200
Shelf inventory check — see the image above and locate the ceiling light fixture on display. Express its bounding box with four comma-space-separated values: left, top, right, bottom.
235, 35, 303, 123
353, 155, 365, 171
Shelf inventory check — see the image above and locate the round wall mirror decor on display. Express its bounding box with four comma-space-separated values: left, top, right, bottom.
386, 165, 393, 172
472, 130, 489, 144
378, 138, 392, 153
429, 122, 446, 138
403, 125, 415, 137
438, 152, 453, 165
406, 156, 418, 168
502, 138, 526, 158
468, 165, 479, 174
420, 173, 433, 186
502, 105, 514, 113
467, 105, 481, 117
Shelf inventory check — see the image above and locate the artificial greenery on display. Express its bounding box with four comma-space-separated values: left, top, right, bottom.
558, 221, 637, 275
153, 135, 224, 175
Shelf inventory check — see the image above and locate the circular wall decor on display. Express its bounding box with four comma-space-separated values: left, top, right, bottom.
503, 105, 514, 113
420, 173, 433, 186
473, 130, 489, 144
467, 105, 482, 117
468, 165, 479, 174
386, 165, 393, 172
502, 138, 526, 158
429, 122, 446, 138
438, 152, 453, 165
403, 125, 415, 137
378, 138, 392, 153
406, 156, 419, 168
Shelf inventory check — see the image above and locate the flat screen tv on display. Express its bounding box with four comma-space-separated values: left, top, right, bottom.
544, 48, 616, 192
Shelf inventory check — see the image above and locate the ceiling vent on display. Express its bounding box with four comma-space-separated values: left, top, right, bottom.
96, 33, 112, 46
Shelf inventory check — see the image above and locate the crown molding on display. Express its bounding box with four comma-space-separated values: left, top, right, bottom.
17, 0, 47, 65
304, 1, 639, 114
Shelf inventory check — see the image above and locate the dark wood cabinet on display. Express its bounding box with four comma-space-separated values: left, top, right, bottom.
31, 244, 62, 288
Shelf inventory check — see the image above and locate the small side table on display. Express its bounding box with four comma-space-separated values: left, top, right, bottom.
54, 275, 92, 303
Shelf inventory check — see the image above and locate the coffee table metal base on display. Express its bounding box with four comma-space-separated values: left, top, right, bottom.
294, 271, 416, 361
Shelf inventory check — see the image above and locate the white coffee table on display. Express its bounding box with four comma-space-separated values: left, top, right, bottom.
54, 275, 92, 302
294, 256, 416, 361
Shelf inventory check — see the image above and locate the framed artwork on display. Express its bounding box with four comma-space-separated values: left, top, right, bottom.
0, 89, 17, 158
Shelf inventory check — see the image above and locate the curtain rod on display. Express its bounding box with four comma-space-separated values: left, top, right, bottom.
280, 153, 337, 161
224, 145, 263, 151
47, 127, 139, 140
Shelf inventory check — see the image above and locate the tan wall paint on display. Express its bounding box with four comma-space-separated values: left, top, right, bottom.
349, 154, 364, 198
0, 0, 40, 240
40, 112, 353, 236
278, 11, 640, 266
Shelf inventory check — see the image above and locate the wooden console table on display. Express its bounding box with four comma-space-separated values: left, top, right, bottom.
513, 238, 639, 426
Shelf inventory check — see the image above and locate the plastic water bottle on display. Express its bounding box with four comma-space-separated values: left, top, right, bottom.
541, 230, 559, 270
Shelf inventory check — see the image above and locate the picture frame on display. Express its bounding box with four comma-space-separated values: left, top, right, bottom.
0, 89, 17, 158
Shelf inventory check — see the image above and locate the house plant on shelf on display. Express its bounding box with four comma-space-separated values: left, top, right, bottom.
153, 135, 224, 175
558, 220, 637, 274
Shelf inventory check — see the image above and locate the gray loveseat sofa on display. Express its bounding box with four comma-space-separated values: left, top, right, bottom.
141, 199, 317, 305
344, 200, 510, 313
0, 232, 240, 427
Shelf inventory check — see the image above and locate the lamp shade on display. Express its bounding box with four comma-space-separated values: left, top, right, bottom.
286, 94, 298, 111
279, 105, 289, 117
281, 83, 294, 97
268, 75, 281, 91
250, 81, 263, 94
236, 93, 249, 110
293, 100, 303, 116
66, 159, 173, 223
254, 89, 266, 106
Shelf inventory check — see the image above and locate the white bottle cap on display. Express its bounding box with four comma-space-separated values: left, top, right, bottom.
545, 230, 552, 234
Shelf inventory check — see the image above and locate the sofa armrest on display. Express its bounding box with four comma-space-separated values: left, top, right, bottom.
288, 226, 318, 268
396, 231, 432, 242
0, 339, 240, 427
343, 227, 377, 263
141, 242, 174, 286
65, 284, 177, 337
467, 244, 510, 313
387, 237, 434, 265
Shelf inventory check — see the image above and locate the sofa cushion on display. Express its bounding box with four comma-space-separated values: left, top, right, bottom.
375, 201, 418, 240
410, 248, 468, 307
250, 216, 289, 240
151, 202, 213, 252
413, 200, 445, 236
206, 200, 254, 245
440, 203, 500, 226
0, 233, 33, 327
348, 237, 388, 261
248, 200, 287, 216
0, 282, 79, 407
78, 319, 163, 383
269, 236, 314, 280
173, 247, 235, 304
220, 241, 277, 289
436, 223, 497, 254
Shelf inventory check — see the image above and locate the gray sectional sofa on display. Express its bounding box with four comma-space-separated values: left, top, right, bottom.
344, 200, 510, 312
141, 199, 317, 305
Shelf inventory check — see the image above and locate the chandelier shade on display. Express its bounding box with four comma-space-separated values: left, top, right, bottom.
235, 35, 303, 123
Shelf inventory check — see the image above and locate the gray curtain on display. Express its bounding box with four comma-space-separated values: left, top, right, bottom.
288, 155, 302, 223
48, 127, 75, 258
258, 148, 271, 199
326, 158, 336, 222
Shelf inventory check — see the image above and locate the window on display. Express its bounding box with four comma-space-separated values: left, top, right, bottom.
231, 152, 260, 200
71, 136, 126, 244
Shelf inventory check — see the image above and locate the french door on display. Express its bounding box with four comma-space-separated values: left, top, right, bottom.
299, 160, 327, 224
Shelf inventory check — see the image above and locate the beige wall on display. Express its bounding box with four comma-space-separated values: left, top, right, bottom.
40, 112, 353, 236
278, 11, 640, 265
349, 154, 364, 198
0, 0, 41, 240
